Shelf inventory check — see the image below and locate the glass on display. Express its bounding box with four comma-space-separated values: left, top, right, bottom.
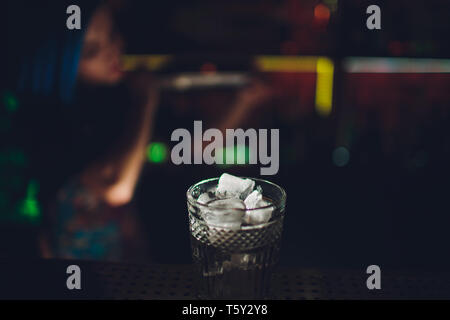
187, 177, 287, 299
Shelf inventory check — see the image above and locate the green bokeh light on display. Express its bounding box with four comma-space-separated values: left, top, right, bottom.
19, 199, 40, 219
2, 91, 19, 112
216, 145, 250, 166
0, 150, 27, 167
18, 180, 40, 221
147, 142, 168, 163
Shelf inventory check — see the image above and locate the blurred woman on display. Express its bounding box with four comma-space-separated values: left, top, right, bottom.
8, 0, 157, 261
6, 0, 272, 261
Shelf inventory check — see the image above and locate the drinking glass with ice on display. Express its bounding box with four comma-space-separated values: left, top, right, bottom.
187, 173, 287, 299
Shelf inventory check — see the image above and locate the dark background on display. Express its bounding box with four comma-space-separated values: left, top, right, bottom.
128, 0, 450, 270
3, 0, 450, 272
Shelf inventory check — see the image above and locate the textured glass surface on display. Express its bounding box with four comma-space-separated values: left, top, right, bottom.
187, 177, 286, 299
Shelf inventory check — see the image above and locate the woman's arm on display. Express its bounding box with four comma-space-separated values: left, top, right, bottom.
81, 73, 159, 207
217, 80, 273, 133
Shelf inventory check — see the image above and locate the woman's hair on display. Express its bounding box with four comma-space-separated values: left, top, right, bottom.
7, 0, 101, 105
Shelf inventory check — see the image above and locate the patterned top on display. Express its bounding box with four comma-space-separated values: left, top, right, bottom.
53, 176, 142, 261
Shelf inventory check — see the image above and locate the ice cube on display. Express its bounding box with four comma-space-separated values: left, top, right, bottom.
203, 198, 246, 230
243, 189, 272, 225
206, 220, 242, 231
256, 185, 263, 194
244, 190, 262, 209
216, 173, 255, 200
243, 199, 273, 225
205, 198, 245, 220
208, 198, 246, 209
196, 189, 219, 219
197, 192, 214, 204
